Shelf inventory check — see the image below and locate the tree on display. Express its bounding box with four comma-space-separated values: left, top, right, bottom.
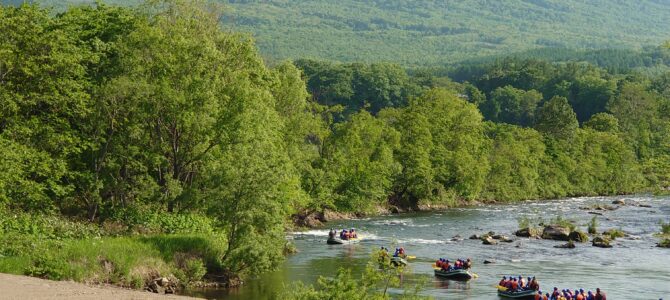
535, 96, 579, 140
320, 111, 401, 212
607, 81, 659, 158
481, 85, 542, 126
583, 113, 619, 132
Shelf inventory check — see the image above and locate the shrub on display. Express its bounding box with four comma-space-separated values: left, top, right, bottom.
661, 221, 670, 235
587, 216, 598, 234
603, 228, 626, 240
518, 216, 531, 229
551, 215, 576, 231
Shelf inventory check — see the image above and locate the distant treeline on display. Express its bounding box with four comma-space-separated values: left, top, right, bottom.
295, 58, 670, 209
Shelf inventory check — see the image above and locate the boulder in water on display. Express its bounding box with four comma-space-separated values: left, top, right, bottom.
612, 199, 626, 205
554, 241, 576, 249
483, 259, 496, 264
482, 236, 498, 245
542, 225, 571, 241
657, 239, 670, 248
568, 230, 589, 243
515, 227, 540, 238
469, 234, 480, 240
592, 236, 613, 248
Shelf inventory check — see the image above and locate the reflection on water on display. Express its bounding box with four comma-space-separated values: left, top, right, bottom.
184, 195, 670, 299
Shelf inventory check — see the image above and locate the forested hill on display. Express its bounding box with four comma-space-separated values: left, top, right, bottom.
24, 0, 670, 65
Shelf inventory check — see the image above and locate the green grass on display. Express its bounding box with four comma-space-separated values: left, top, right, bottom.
603, 228, 626, 240
661, 221, 670, 235
587, 216, 598, 235
0, 233, 226, 287
550, 215, 576, 232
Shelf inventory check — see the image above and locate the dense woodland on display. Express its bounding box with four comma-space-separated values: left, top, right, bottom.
1, 0, 669, 290
7, 0, 670, 66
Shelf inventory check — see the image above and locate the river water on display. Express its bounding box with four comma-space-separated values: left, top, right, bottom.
187, 195, 670, 299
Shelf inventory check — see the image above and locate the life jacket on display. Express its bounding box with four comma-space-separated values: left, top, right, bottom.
576, 293, 584, 300
511, 281, 518, 290
535, 293, 541, 300
499, 279, 506, 286
542, 295, 548, 300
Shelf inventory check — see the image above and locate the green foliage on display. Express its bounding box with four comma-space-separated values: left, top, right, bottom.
0, 231, 225, 286
277, 252, 427, 300
319, 111, 401, 212
588, 216, 598, 235
518, 217, 532, 230
483, 123, 544, 201
550, 215, 576, 232
183, 1, 670, 65
295, 59, 420, 116
661, 221, 670, 235
481, 86, 542, 126
584, 113, 620, 132
535, 96, 579, 140
0, 209, 101, 239
603, 228, 626, 240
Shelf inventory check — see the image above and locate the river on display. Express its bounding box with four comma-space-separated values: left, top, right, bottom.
186, 195, 670, 299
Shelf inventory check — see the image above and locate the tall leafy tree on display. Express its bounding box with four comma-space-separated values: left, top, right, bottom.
535, 96, 579, 140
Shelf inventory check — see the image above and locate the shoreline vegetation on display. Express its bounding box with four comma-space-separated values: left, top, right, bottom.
1, 0, 670, 297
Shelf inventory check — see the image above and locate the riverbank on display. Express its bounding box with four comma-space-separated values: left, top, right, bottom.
0, 273, 198, 300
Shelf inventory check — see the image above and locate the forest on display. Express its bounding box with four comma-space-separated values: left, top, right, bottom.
1, 0, 669, 294
9, 0, 670, 66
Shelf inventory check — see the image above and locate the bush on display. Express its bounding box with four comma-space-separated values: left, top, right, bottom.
106, 208, 215, 235
661, 221, 670, 235
0, 210, 101, 239
550, 215, 576, 231
0, 233, 225, 288
587, 216, 598, 234
603, 228, 626, 240
518, 216, 531, 229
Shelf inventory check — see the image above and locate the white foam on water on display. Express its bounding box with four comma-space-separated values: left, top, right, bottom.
407, 224, 431, 228
372, 219, 413, 226
291, 229, 330, 236
397, 238, 447, 245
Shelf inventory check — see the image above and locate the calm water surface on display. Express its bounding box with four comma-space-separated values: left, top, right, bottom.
187, 195, 670, 299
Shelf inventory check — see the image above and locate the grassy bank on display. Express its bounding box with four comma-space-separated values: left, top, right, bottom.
0, 209, 229, 291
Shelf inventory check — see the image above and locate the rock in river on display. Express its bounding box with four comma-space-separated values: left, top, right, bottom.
482, 236, 498, 245
592, 236, 613, 248
515, 227, 540, 238
542, 225, 571, 241
612, 199, 626, 205
568, 230, 589, 243
554, 241, 576, 249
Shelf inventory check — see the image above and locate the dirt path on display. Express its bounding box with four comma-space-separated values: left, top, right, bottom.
0, 273, 201, 300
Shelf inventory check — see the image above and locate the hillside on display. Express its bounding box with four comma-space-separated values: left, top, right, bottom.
10, 0, 670, 66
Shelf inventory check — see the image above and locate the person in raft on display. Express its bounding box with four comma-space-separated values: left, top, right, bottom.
499, 276, 540, 292
435, 258, 452, 271
594, 288, 606, 300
